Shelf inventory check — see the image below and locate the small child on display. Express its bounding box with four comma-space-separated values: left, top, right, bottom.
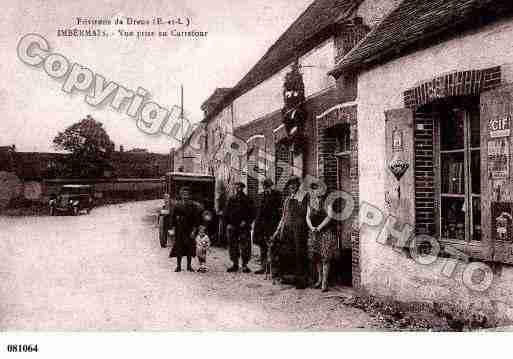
195, 224, 210, 272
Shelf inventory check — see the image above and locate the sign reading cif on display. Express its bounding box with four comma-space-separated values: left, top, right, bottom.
489, 115, 511, 138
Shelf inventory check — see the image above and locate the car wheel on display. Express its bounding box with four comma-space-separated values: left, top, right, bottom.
73, 206, 79, 216
159, 216, 167, 248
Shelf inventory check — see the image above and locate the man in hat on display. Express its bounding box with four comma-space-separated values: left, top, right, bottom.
225, 181, 255, 273
253, 178, 282, 275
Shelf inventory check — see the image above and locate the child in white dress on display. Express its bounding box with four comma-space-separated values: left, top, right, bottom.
195, 224, 210, 272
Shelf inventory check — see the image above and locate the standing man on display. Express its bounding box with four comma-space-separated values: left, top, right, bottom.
225, 181, 255, 273
253, 178, 282, 275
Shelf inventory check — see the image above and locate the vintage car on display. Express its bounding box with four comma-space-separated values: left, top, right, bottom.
49, 184, 94, 216
158, 172, 216, 248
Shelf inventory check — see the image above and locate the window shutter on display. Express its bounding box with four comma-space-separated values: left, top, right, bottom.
384, 108, 415, 246
481, 84, 513, 264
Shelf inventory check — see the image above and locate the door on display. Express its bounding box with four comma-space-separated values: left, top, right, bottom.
336, 154, 352, 286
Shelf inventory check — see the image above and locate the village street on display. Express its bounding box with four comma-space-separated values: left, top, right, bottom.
0, 200, 380, 330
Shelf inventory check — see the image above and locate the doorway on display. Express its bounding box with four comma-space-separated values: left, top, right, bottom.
322, 123, 353, 286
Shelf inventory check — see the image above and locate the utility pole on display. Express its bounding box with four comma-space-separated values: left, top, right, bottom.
181, 84, 184, 165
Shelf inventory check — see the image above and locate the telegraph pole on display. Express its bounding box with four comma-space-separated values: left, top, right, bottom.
181, 84, 184, 164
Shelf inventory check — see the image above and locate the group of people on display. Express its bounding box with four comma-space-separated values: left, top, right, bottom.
168, 175, 338, 292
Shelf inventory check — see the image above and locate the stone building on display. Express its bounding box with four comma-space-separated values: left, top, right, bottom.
181, 0, 513, 322
188, 0, 393, 287
329, 0, 513, 323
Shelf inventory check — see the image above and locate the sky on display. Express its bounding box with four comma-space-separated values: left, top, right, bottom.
0, 0, 312, 154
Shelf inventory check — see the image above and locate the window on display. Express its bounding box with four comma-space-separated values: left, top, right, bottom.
327, 123, 350, 156
438, 103, 481, 243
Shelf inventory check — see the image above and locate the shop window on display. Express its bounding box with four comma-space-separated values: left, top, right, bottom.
436, 101, 481, 244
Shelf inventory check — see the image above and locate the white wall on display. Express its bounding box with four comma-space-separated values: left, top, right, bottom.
201, 104, 234, 176
356, 18, 513, 322
233, 38, 336, 128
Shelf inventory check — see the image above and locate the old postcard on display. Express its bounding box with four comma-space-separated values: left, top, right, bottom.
2, 0, 513, 355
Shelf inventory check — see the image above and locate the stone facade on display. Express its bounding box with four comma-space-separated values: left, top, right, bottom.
349, 8, 513, 322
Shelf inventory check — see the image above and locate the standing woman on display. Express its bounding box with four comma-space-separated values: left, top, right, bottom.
306, 184, 337, 292
272, 175, 308, 289
169, 186, 202, 272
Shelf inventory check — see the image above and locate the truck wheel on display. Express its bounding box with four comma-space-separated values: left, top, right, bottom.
159, 216, 167, 248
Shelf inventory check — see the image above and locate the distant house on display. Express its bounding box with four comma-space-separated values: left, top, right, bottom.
110, 151, 170, 178
0, 145, 16, 172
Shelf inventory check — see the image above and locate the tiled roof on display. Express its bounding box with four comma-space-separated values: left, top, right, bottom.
200, 88, 232, 112
204, 0, 362, 122
330, 0, 513, 75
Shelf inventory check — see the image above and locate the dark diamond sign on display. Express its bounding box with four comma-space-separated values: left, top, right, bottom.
389, 158, 409, 181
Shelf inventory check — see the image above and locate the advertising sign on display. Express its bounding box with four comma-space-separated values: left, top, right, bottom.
489, 115, 511, 138
488, 138, 510, 180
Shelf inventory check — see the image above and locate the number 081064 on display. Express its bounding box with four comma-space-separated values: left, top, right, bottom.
7, 344, 39, 352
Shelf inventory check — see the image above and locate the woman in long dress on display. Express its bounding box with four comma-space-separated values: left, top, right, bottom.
272, 176, 308, 289
306, 188, 337, 292
169, 186, 202, 272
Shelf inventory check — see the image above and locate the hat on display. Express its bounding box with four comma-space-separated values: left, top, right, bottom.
234, 181, 246, 188
284, 175, 301, 189
263, 178, 273, 188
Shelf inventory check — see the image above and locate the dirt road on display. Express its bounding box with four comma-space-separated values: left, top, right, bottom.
0, 200, 379, 330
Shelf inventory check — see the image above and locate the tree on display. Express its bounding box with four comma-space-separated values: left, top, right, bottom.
53, 115, 115, 178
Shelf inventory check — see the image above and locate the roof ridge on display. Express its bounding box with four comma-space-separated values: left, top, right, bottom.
201, 0, 360, 125
330, 0, 512, 74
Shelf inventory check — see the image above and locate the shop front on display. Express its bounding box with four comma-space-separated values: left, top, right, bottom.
384, 67, 504, 261
357, 61, 513, 322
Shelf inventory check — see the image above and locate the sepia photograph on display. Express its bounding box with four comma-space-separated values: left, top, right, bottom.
1, 0, 513, 356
